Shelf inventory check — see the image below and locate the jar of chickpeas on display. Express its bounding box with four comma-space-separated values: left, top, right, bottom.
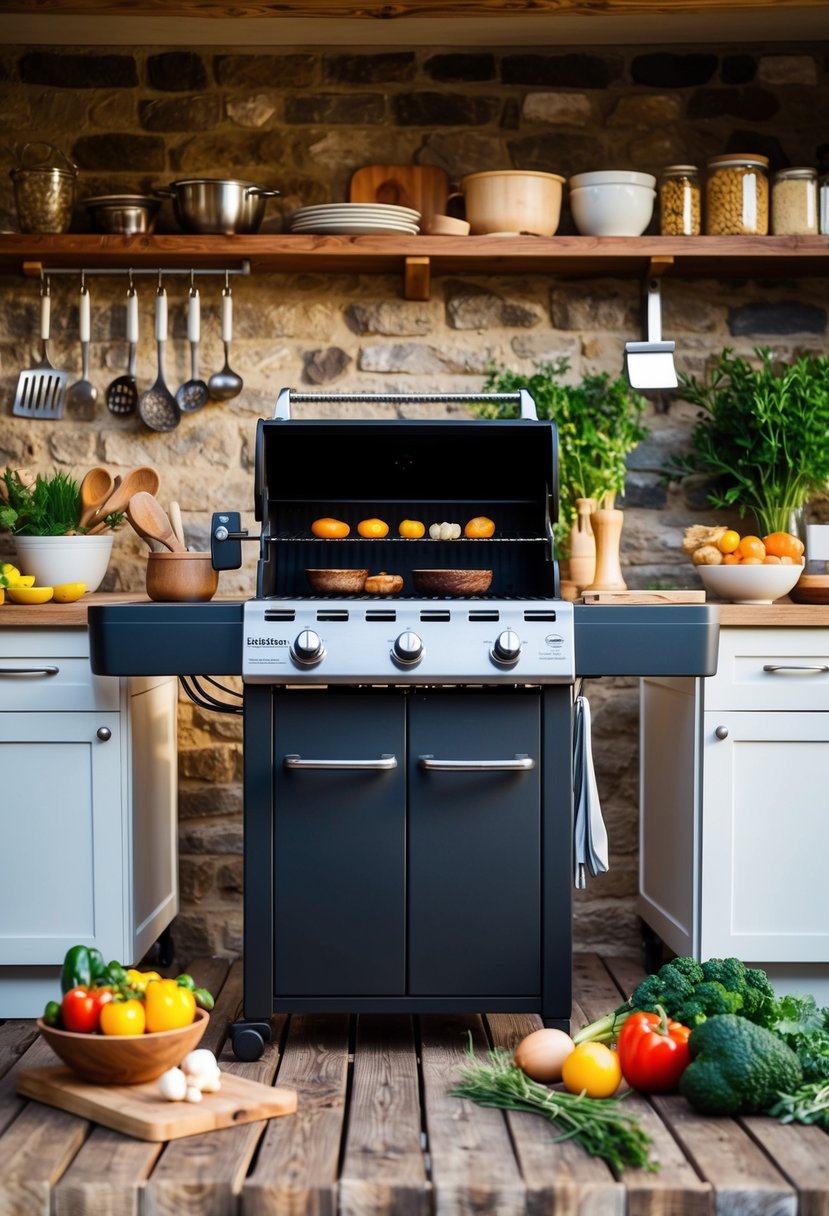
705, 153, 769, 235
658, 165, 701, 235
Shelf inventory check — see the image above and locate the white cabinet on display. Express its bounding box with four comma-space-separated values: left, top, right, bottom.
640, 626, 829, 998
0, 627, 178, 1016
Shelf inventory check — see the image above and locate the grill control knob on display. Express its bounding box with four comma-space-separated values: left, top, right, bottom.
392, 630, 423, 667
491, 629, 522, 666
292, 629, 324, 666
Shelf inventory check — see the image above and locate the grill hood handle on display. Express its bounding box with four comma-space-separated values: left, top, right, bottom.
273, 388, 538, 421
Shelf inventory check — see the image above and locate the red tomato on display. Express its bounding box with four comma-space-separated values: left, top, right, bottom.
616, 1007, 691, 1093
60, 986, 113, 1033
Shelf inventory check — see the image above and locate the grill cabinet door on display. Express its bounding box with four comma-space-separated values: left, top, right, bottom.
272, 692, 406, 996
408, 691, 541, 996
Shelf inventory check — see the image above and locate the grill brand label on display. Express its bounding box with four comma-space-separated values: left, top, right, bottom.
247, 636, 289, 646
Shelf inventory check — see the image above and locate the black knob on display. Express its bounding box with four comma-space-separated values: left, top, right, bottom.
392, 630, 423, 666
292, 628, 324, 666
492, 629, 522, 666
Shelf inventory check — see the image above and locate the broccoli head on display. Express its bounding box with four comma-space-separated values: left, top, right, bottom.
741, 966, 778, 1026
700, 957, 747, 992
679, 1014, 802, 1116
674, 981, 744, 1028
628, 960, 697, 1016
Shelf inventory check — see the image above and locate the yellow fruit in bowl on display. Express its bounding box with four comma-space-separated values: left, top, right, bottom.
52, 582, 87, 603
7, 586, 54, 604
16, 575, 36, 587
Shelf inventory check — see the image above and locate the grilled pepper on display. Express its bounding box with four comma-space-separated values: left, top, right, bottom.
144, 978, 196, 1032
60, 945, 105, 994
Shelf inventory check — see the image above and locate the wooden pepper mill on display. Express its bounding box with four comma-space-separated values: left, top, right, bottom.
567, 497, 597, 590
583, 507, 627, 593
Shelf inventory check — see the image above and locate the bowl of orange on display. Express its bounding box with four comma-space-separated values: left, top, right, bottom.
698, 563, 803, 604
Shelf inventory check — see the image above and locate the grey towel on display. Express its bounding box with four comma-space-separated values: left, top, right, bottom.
573, 694, 609, 889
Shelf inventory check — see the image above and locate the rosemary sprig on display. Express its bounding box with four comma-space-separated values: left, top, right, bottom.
451, 1038, 657, 1172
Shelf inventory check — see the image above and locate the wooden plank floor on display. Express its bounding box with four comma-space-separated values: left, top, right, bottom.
1, 954, 827, 1216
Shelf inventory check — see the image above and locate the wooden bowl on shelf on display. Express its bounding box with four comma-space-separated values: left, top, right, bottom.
37, 1008, 209, 1085
412, 569, 492, 596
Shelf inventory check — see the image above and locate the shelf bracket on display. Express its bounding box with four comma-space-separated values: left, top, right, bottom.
404, 255, 430, 301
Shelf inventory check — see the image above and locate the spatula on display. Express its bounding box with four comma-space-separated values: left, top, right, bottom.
12, 278, 69, 420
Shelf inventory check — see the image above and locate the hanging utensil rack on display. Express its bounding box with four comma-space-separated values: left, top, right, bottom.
22, 261, 251, 279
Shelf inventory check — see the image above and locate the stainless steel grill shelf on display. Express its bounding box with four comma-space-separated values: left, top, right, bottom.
268, 535, 549, 543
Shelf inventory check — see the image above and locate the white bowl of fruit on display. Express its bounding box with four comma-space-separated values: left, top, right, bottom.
685, 527, 805, 604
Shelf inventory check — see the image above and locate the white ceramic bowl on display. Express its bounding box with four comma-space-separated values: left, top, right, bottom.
13, 534, 115, 592
698, 562, 803, 605
569, 170, 656, 189
569, 182, 656, 236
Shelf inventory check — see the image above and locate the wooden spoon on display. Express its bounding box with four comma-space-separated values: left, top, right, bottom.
89, 466, 161, 531
78, 466, 115, 529
127, 491, 186, 552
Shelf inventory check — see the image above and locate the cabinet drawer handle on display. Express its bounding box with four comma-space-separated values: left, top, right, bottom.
283, 753, 397, 771
762, 664, 829, 675
715, 725, 729, 740
0, 665, 60, 677
418, 754, 535, 772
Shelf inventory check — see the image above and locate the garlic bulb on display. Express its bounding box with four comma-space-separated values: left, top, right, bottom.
158, 1067, 188, 1102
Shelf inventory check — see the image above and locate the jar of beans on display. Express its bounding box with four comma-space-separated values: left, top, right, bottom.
772, 167, 818, 235
658, 165, 701, 235
705, 153, 769, 235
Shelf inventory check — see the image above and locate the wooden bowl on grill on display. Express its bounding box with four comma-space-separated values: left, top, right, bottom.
36, 1008, 209, 1085
412, 569, 492, 596
306, 568, 369, 594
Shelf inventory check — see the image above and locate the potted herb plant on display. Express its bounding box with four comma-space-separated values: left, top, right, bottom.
0, 467, 119, 592
477, 359, 650, 589
665, 347, 829, 537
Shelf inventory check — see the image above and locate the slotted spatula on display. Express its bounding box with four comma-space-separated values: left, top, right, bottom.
12, 278, 69, 420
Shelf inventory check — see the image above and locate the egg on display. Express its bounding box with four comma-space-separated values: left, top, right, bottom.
513, 1027, 575, 1083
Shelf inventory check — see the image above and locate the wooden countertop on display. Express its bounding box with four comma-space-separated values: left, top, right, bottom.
2, 592, 829, 628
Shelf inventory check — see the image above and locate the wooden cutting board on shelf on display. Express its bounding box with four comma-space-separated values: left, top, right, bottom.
16, 1066, 297, 1142
349, 164, 449, 225
581, 590, 706, 605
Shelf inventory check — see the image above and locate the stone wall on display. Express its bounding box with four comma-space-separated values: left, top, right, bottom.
0, 39, 827, 962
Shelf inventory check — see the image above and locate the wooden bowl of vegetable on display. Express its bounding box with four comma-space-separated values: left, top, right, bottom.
37, 1007, 209, 1085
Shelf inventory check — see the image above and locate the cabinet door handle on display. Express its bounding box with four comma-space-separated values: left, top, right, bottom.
97, 727, 112, 742
283, 753, 397, 771
418, 754, 535, 772
0, 665, 60, 677
714, 725, 729, 740
762, 664, 829, 675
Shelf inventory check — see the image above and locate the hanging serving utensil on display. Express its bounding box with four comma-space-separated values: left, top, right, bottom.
12, 276, 69, 420
176, 279, 209, 412
106, 278, 140, 415
67, 273, 98, 415
138, 279, 180, 432
207, 277, 243, 402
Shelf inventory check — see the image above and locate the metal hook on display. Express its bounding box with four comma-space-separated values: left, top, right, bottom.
157, 268, 163, 292
80, 268, 87, 294
128, 268, 135, 294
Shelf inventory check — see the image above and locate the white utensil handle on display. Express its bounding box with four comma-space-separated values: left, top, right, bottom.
187, 289, 200, 342
155, 289, 167, 341
79, 287, 91, 343
40, 292, 51, 341
221, 290, 233, 343
126, 290, 139, 343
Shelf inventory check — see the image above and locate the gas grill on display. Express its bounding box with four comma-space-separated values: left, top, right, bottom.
87, 389, 720, 1061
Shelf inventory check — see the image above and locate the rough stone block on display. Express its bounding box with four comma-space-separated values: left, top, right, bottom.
631, 52, 718, 88
607, 94, 682, 126
178, 822, 243, 856
147, 51, 207, 92
302, 346, 352, 384
346, 300, 433, 337
687, 87, 779, 122
502, 53, 620, 89
358, 342, 488, 375
18, 52, 137, 88
285, 92, 385, 124
214, 53, 316, 88
728, 302, 826, 336
72, 133, 166, 171
178, 783, 244, 820
522, 92, 592, 125
445, 281, 542, 331
424, 53, 495, 82
323, 53, 415, 83
721, 54, 756, 85
227, 94, 279, 129
139, 94, 222, 133
392, 92, 500, 127
759, 55, 818, 85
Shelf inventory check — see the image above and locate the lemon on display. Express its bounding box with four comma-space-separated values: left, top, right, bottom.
0, 588, 4, 605
0, 563, 20, 581
52, 582, 87, 603
7, 586, 54, 604
15, 574, 36, 587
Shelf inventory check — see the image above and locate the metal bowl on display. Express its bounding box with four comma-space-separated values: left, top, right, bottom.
84, 194, 161, 235
158, 178, 280, 235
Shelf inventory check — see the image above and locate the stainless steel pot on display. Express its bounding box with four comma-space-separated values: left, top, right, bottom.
158, 178, 280, 235
84, 194, 161, 235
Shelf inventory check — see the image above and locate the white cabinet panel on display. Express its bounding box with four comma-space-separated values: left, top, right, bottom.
706, 628, 829, 712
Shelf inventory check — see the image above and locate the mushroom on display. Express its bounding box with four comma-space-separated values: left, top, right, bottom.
158, 1067, 188, 1102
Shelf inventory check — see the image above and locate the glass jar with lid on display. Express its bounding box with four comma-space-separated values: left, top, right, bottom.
772, 167, 818, 235
705, 153, 769, 235
658, 165, 701, 235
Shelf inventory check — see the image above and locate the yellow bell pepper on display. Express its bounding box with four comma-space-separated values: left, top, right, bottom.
125, 968, 162, 992
144, 978, 196, 1032
100, 997, 146, 1036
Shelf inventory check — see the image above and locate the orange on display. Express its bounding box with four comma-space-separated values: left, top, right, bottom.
763, 555, 782, 565
312, 517, 350, 539
737, 534, 766, 561
718, 529, 741, 554
398, 519, 426, 539
742, 556, 763, 565
464, 515, 496, 539
357, 518, 389, 538
721, 553, 740, 565
763, 531, 805, 560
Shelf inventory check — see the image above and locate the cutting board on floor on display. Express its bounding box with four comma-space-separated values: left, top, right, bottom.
581, 590, 706, 604
16, 1066, 297, 1141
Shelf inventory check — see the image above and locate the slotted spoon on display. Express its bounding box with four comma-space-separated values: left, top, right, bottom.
12, 277, 69, 420
138, 285, 180, 432
176, 284, 209, 413
106, 283, 139, 415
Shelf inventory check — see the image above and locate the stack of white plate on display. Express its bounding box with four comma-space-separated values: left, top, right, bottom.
288, 202, 420, 235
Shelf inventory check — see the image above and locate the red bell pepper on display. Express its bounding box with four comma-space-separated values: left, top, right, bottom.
616, 1004, 691, 1093
60, 985, 113, 1034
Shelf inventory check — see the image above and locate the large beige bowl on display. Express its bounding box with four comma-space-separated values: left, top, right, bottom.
459, 170, 564, 236
37, 1007, 209, 1085
698, 563, 802, 605
146, 551, 219, 602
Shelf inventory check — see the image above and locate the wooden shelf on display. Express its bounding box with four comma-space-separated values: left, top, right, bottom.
2, 233, 828, 301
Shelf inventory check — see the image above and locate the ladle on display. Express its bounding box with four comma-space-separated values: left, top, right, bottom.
86, 465, 161, 533
127, 491, 186, 553
78, 466, 115, 529
67, 277, 98, 416
175, 283, 209, 413
207, 281, 243, 402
